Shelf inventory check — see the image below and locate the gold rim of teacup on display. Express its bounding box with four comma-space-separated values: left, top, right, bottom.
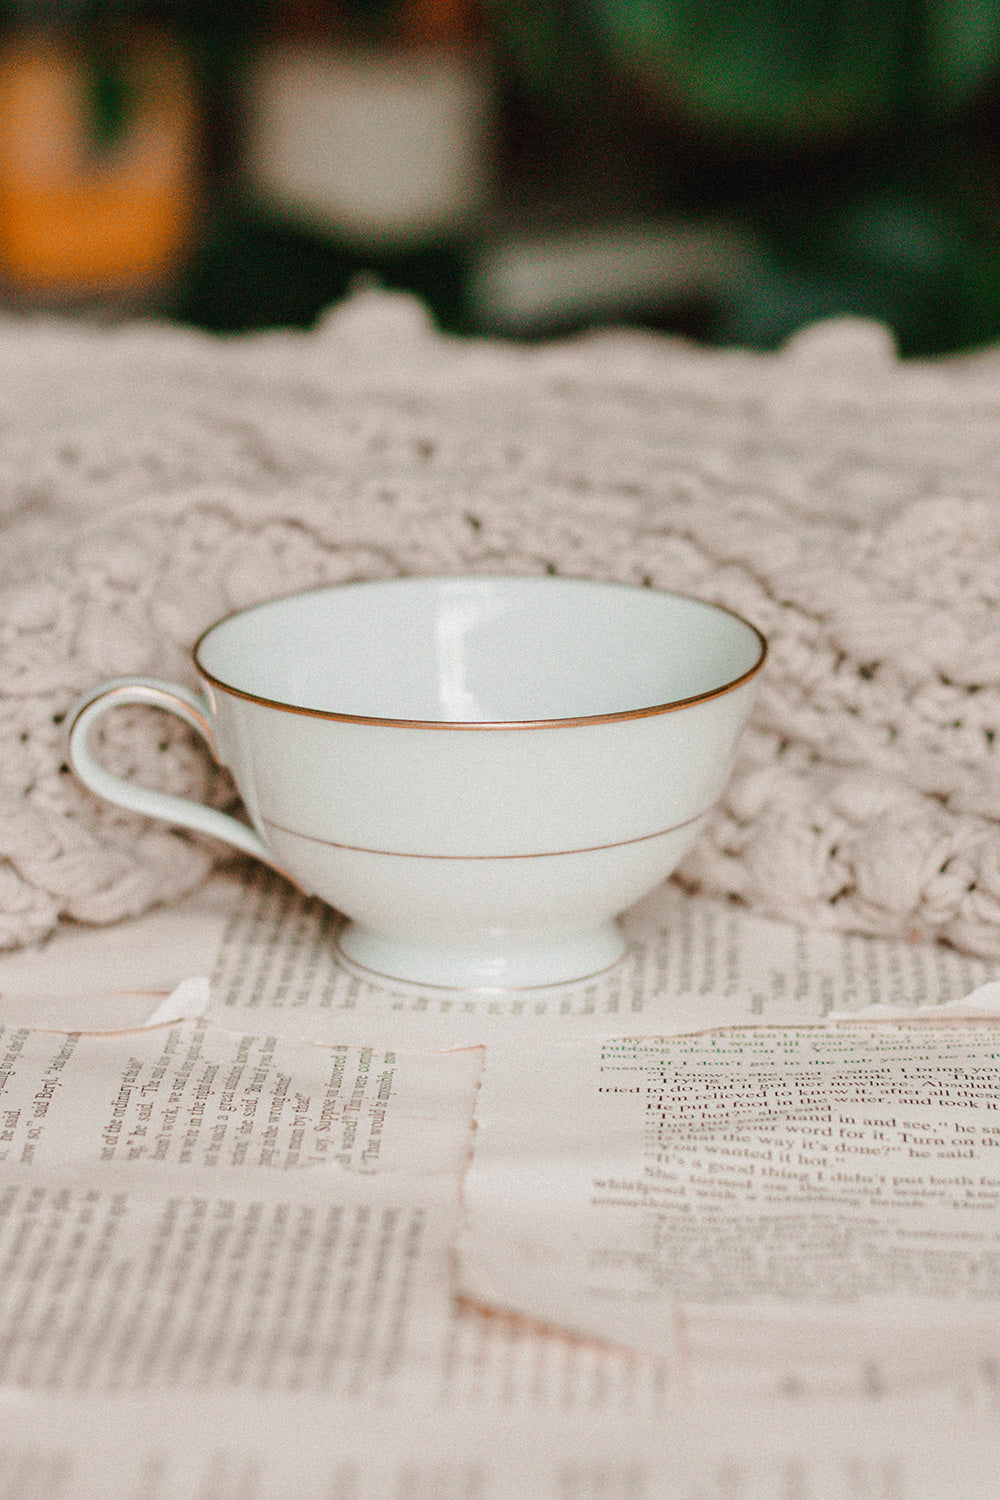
192, 578, 768, 730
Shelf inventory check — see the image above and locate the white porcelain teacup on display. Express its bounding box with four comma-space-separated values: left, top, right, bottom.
68, 575, 766, 990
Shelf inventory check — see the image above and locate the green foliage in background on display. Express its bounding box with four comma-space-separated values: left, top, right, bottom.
584, 0, 1000, 137
486, 0, 1000, 352
486, 0, 1000, 135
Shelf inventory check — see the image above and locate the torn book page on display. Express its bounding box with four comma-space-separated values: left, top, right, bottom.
1, 1384, 999, 1499
0, 870, 241, 1032
459, 1023, 1000, 1394
0, 974, 211, 1033
199, 867, 1000, 1046
0, 1019, 480, 1178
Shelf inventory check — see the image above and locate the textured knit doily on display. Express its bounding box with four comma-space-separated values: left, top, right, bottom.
2, 290, 999, 955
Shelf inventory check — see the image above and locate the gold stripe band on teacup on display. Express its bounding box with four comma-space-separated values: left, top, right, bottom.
261, 810, 708, 861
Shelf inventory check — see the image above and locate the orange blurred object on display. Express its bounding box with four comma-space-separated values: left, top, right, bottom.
0, 27, 200, 306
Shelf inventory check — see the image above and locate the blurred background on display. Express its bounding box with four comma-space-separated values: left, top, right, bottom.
3, 0, 1000, 353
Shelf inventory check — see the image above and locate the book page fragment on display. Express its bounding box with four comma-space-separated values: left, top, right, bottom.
2, 867, 995, 1044
460, 1022, 1000, 1394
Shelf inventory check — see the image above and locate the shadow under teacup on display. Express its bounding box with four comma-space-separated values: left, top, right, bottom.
68, 575, 766, 990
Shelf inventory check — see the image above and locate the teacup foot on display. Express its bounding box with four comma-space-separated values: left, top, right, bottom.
335, 920, 627, 991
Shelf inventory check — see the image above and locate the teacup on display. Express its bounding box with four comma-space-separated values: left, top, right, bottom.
68, 575, 766, 990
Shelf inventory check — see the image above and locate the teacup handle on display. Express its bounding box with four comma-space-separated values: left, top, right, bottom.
67, 676, 272, 863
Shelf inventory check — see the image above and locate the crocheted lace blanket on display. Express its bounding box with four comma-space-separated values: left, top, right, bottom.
3, 290, 1000, 956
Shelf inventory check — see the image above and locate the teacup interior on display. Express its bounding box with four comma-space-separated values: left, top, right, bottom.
196, 576, 765, 723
